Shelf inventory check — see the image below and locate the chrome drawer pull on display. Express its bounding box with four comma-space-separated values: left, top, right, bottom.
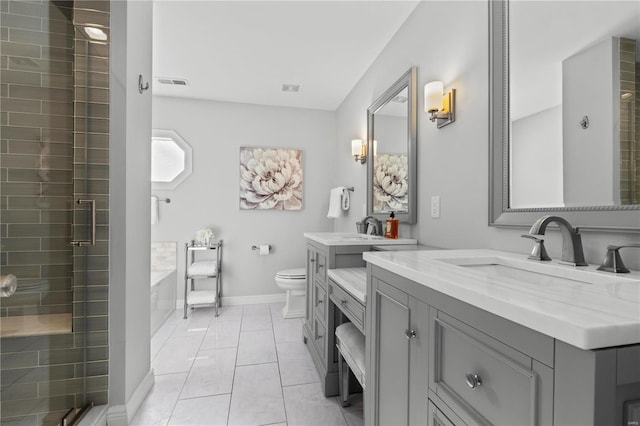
318, 299, 323, 304
405, 329, 416, 339
465, 373, 482, 390
341, 299, 347, 306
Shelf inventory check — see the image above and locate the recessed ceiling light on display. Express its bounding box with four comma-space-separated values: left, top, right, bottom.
84, 26, 108, 41
281, 83, 301, 93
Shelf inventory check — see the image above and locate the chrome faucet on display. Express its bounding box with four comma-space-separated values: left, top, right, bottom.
358, 216, 382, 236
523, 215, 587, 266
597, 244, 640, 273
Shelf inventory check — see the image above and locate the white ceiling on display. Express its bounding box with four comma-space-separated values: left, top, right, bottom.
152, 1, 420, 111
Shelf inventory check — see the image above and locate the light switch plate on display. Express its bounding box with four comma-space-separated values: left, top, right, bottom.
431, 196, 441, 218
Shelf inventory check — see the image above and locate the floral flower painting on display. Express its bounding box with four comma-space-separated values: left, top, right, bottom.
373, 153, 408, 213
240, 147, 303, 210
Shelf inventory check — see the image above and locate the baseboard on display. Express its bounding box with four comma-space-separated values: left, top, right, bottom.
222, 293, 286, 306
106, 369, 154, 425
78, 404, 107, 426
176, 293, 285, 309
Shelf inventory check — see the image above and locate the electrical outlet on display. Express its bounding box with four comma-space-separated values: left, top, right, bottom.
431, 196, 441, 218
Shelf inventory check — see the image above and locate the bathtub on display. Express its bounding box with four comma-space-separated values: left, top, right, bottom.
151, 269, 176, 336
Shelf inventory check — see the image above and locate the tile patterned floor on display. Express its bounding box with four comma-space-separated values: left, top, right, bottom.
131, 303, 364, 426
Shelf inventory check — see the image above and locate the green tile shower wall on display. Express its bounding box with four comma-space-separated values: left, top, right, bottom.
619, 38, 638, 204
1, 0, 110, 422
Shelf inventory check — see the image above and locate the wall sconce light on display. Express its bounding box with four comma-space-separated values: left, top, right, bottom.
424, 81, 456, 128
351, 139, 367, 164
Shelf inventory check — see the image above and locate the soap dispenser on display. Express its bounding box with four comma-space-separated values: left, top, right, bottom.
385, 211, 399, 239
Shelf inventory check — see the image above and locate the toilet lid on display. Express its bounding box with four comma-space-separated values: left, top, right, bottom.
276, 268, 306, 279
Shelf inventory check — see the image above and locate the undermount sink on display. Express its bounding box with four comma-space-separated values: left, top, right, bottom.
436, 255, 638, 286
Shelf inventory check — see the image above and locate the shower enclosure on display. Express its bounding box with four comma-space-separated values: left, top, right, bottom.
1, 1, 110, 424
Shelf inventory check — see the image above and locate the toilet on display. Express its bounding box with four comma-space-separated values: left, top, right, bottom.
275, 268, 306, 319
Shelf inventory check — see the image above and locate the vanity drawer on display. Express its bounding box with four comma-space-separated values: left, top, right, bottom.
428, 399, 466, 426
313, 316, 326, 365
329, 279, 365, 333
313, 252, 327, 285
430, 311, 542, 426
313, 281, 327, 325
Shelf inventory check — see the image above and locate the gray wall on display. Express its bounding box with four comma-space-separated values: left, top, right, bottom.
563, 37, 618, 206
152, 96, 336, 302
333, 1, 640, 269
109, 0, 153, 422
511, 105, 563, 208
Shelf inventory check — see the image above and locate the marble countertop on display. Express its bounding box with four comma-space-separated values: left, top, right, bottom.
328, 268, 367, 304
304, 232, 417, 246
363, 249, 640, 350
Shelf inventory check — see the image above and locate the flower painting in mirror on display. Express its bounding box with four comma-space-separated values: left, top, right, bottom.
239, 147, 303, 210
373, 153, 408, 213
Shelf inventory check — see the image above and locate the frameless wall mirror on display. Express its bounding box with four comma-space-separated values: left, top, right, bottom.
489, 1, 640, 231
152, 129, 193, 189
367, 67, 418, 224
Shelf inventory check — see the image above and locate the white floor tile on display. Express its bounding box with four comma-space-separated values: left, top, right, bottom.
241, 313, 273, 332
171, 314, 214, 337
151, 316, 179, 360
283, 382, 347, 426
145, 307, 363, 425
201, 319, 241, 350
276, 341, 319, 386
340, 393, 364, 426
269, 302, 286, 318
153, 334, 204, 375
236, 329, 277, 366
243, 303, 271, 315
168, 394, 231, 426
130, 372, 187, 426
228, 363, 286, 426
272, 318, 304, 343
217, 305, 244, 319
180, 348, 237, 399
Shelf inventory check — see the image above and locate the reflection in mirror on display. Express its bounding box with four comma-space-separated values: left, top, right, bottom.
489, 1, 640, 231
152, 129, 193, 189
509, 1, 639, 209
367, 67, 417, 224
373, 87, 409, 213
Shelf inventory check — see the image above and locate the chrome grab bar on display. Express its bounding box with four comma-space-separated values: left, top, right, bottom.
70, 199, 96, 246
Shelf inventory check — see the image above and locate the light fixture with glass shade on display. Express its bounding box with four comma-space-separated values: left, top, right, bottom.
424, 81, 456, 128
351, 139, 367, 164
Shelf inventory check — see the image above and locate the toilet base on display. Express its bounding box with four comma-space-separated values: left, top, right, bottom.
281, 289, 305, 319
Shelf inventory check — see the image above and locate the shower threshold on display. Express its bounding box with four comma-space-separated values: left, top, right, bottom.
0, 313, 72, 337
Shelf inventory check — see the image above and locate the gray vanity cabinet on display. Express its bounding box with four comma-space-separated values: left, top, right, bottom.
366, 264, 553, 426
303, 240, 373, 397
366, 263, 640, 426
365, 274, 429, 426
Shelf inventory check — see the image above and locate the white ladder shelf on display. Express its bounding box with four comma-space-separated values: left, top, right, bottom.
184, 240, 223, 318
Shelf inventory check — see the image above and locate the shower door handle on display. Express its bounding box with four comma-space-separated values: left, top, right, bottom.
70, 199, 96, 246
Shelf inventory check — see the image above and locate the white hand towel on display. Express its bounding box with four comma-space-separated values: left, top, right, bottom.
188, 261, 218, 276
327, 186, 346, 218
151, 196, 159, 225
341, 188, 350, 211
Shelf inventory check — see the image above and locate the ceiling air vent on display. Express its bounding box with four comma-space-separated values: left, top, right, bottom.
157, 77, 189, 86
281, 83, 301, 93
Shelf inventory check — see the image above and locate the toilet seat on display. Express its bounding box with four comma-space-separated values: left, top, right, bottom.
276, 268, 306, 280
275, 268, 306, 319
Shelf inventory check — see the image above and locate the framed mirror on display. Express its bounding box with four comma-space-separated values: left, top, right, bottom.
152, 129, 193, 190
489, 1, 640, 231
367, 67, 418, 224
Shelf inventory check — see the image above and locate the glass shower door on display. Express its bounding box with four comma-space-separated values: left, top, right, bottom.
1, 2, 110, 424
